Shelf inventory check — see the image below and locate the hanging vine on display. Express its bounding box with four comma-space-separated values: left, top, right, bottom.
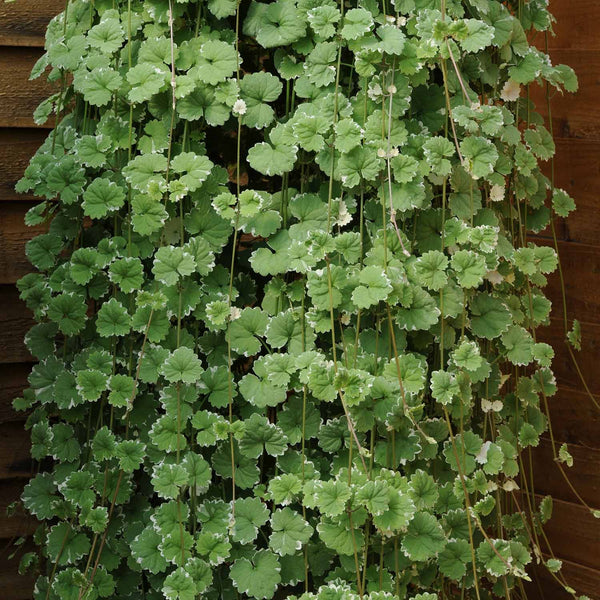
12, 1, 589, 599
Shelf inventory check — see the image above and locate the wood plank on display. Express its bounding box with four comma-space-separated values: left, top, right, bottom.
0, 365, 31, 425
0, 538, 35, 600
545, 0, 600, 51
530, 437, 600, 508
539, 139, 600, 246
526, 556, 600, 600
0, 128, 47, 202
0, 0, 63, 47
538, 318, 600, 394
0, 201, 44, 285
0, 286, 34, 364
0, 479, 37, 539
545, 386, 600, 450
541, 240, 600, 325
531, 50, 600, 140
0, 421, 32, 480
538, 496, 600, 572
0, 47, 56, 129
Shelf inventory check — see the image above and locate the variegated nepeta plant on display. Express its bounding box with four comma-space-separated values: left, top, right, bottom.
12, 0, 586, 599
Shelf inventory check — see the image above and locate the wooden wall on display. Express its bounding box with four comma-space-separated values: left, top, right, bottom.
0, 1, 597, 598
0, 2, 64, 596
524, 1, 600, 597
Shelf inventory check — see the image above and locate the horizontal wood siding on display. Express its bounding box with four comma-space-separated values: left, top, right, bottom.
0, 1, 60, 47
0, 47, 55, 128
0, 3, 63, 594
523, 1, 600, 597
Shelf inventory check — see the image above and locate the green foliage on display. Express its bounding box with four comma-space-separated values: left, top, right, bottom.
14, 1, 580, 599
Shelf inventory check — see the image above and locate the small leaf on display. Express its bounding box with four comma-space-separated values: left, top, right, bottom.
48, 294, 87, 336
248, 141, 296, 176
240, 72, 283, 129
314, 479, 351, 517
451, 250, 487, 288
269, 508, 313, 556
115, 440, 145, 472
401, 512, 446, 562
567, 319, 581, 351
230, 550, 281, 600
193, 40, 238, 85
109, 257, 144, 294
127, 63, 168, 103
83, 178, 125, 219
152, 246, 196, 287
459, 136, 498, 179
76, 369, 108, 402
96, 298, 131, 338
151, 462, 188, 499
239, 413, 287, 458
341, 8, 373, 40
552, 188, 576, 218
232, 497, 270, 544
163, 567, 196, 600
47, 523, 90, 566
161, 347, 204, 384
430, 370, 460, 405
131, 527, 168, 574
558, 443, 573, 467
351, 266, 392, 309
228, 307, 268, 356
108, 374, 135, 407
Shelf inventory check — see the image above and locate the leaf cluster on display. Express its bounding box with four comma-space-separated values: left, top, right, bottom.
15, 1, 581, 600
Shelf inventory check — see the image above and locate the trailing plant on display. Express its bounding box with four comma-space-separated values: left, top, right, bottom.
11, 0, 589, 599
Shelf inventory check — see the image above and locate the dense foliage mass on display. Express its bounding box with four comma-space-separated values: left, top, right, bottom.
13, 0, 584, 599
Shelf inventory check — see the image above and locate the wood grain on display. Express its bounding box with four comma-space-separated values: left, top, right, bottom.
0, 422, 31, 480
0, 202, 44, 285
530, 139, 600, 246
0, 0, 63, 47
0, 128, 47, 203
546, 0, 600, 51
0, 540, 35, 600
525, 138, 597, 245
539, 495, 600, 572
539, 319, 600, 393
0, 365, 31, 425
526, 556, 600, 600
531, 50, 600, 140
545, 386, 600, 450
486, 237, 600, 329
520, 494, 600, 598
530, 437, 600, 508
0, 286, 34, 365
0, 48, 55, 129
543, 240, 600, 324
0, 480, 37, 539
